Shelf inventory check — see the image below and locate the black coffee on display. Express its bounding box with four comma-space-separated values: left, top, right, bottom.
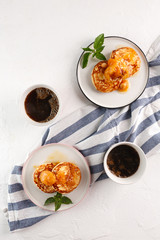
24, 87, 59, 123
107, 144, 140, 178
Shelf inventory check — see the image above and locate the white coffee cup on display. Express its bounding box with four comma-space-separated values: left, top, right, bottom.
21, 84, 60, 126
103, 142, 147, 184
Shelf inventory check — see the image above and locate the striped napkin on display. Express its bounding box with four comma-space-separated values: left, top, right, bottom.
6, 36, 160, 231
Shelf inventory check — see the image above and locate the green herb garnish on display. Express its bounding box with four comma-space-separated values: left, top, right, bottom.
81, 33, 106, 68
44, 192, 73, 211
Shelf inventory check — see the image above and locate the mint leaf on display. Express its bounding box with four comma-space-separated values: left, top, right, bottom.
44, 192, 73, 211
94, 33, 104, 50
44, 197, 55, 206
82, 52, 91, 69
95, 52, 106, 60
81, 33, 106, 68
95, 46, 105, 53
61, 196, 73, 204
55, 200, 62, 211
92, 52, 96, 58
82, 47, 94, 52
55, 192, 62, 199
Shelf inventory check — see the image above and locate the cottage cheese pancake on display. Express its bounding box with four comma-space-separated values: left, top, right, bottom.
53, 162, 81, 194
91, 60, 122, 93
111, 47, 141, 76
34, 161, 81, 194
91, 47, 141, 93
33, 163, 57, 193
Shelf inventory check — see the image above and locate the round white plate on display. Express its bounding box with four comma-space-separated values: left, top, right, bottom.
76, 36, 149, 108
22, 143, 91, 212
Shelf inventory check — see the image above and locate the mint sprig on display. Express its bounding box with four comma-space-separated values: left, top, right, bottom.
81, 33, 106, 68
44, 192, 73, 211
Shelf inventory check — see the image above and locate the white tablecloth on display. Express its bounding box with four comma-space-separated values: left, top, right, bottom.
1, 0, 160, 239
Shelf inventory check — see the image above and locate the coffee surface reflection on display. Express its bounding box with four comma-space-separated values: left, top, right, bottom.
107, 144, 140, 178
24, 87, 59, 123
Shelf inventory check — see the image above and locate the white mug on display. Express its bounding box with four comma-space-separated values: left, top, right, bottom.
21, 84, 60, 126
103, 142, 147, 184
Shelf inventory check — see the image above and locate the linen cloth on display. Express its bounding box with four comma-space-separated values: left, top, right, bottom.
6, 36, 160, 231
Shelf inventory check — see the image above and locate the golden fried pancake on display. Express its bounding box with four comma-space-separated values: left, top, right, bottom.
91, 60, 122, 93
111, 47, 141, 76
33, 163, 57, 193
53, 162, 81, 194
91, 47, 140, 93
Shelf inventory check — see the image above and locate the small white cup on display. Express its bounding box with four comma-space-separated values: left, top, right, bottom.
21, 84, 60, 126
103, 142, 147, 184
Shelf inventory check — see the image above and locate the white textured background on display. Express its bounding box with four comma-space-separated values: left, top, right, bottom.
1, 0, 160, 239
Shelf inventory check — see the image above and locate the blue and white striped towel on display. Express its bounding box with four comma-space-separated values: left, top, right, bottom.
6, 36, 160, 231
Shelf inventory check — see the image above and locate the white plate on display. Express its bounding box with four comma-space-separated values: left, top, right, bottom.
76, 36, 149, 108
22, 143, 91, 212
